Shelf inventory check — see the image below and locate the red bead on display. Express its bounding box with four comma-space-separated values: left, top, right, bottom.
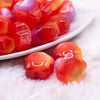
31, 23, 59, 45
13, 0, 42, 29
0, 8, 14, 23
55, 52, 87, 83
35, 0, 52, 23
0, 35, 15, 55
0, 15, 11, 35
0, 0, 13, 8
52, 0, 76, 22
48, 15, 70, 35
24, 52, 54, 80
11, 22, 32, 51
53, 42, 82, 59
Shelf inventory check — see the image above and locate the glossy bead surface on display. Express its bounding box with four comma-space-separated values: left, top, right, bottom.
24, 52, 54, 80
55, 52, 87, 83
49, 15, 70, 35
0, 35, 15, 55
35, 0, 52, 23
0, 0, 13, 8
0, 15, 11, 34
13, 0, 42, 29
11, 22, 32, 51
31, 23, 58, 45
48, 0, 64, 11
53, 42, 82, 59
14, 0, 36, 12
0, 8, 14, 23
53, 0, 76, 22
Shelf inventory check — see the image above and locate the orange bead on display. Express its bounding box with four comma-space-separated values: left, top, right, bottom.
48, 0, 64, 11
0, 15, 11, 35
0, 0, 13, 8
0, 35, 15, 55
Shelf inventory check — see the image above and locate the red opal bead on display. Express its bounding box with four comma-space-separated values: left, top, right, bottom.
0, 35, 15, 55
53, 42, 82, 59
0, 8, 14, 23
35, 0, 52, 23
52, 0, 76, 22
24, 52, 54, 80
13, 0, 42, 29
11, 22, 32, 51
48, 15, 70, 35
55, 52, 87, 83
31, 23, 59, 45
